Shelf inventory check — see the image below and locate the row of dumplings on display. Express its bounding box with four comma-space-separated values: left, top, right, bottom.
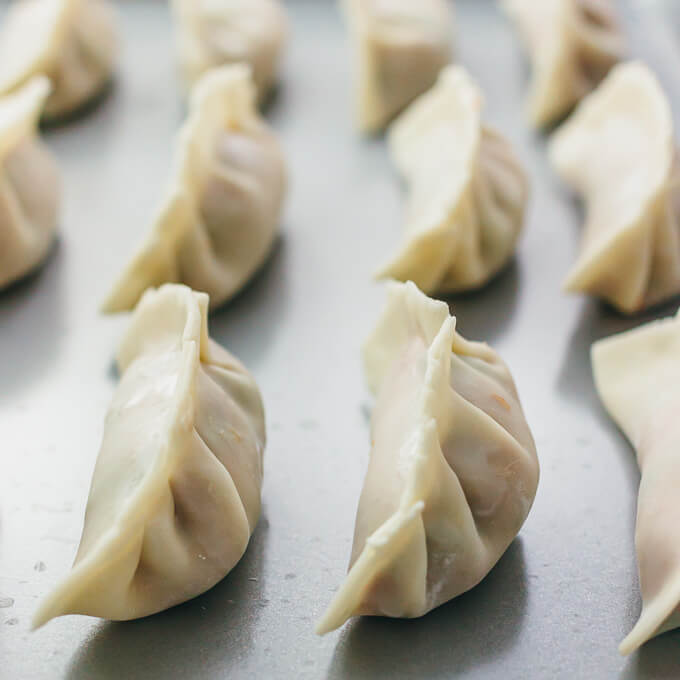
0, 0, 290, 296
5, 0, 673, 317
1, 0, 678, 660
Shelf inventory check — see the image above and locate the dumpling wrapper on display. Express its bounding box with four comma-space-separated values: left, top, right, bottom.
171, 0, 288, 100
377, 66, 528, 295
0, 76, 60, 290
344, 0, 454, 133
550, 61, 680, 314
592, 311, 680, 654
502, 0, 624, 127
316, 281, 539, 634
0, 0, 118, 121
33, 284, 266, 627
102, 64, 286, 313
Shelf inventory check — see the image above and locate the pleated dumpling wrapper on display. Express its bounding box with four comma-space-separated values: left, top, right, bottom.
33, 284, 266, 627
344, 0, 454, 133
0, 76, 60, 290
171, 0, 288, 100
316, 282, 539, 634
376, 66, 528, 295
550, 62, 680, 314
592, 311, 680, 654
102, 64, 286, 313
502, 0, 624, 127
0, 0, 118, 121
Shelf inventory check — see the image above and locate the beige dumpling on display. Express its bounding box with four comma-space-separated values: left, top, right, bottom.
316, 282, 539, 634
0, 0, 118, 121
33, 284, 266, 627
0, 76, 60, 291
376, 66, 528, 295
592, 311, 680, 654
103, 64, 287, 313
344, 0, 454, 133
550, 62, 680, 314
171, 0, 288, 100
502, 0, 624, 127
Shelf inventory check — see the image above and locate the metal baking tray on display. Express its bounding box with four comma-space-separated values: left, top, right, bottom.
1, 0, 680, 677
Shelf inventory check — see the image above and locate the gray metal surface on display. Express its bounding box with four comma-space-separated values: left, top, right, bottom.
1, 1, 679, 677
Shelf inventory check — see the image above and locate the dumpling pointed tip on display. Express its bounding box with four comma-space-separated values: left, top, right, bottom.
314, 619, 332, 637
618, 628, 643, 657
314, 607, 346, 637
31, 602, 57, 632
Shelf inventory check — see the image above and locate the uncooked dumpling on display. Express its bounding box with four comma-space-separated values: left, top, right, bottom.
592, 311, 680, 654
376, 66, 528, 295
316, 281, 539, 634
0, 0, 118, 121
103, 64, 286, 313
550, 62, 680, 314
344, 0, 454, 133
0, 76, 60, 291
33, 284, 266, 627
171, 0, 288, 100
503, 0, 624, 127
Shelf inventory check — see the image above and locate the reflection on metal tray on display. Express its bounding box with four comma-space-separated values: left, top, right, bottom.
1, 1, 679, 678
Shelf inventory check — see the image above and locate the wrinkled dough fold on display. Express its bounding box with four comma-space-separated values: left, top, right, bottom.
171, 0, 288, 100
344, 0, 454, 132
550, 62, 680, 313
592, 311, 680, 653
0, 0, 118, 120
33, 284, 266, 627
317, 282, 539, 634
0, 76, 60, 290
377, 66, 528, 295
103, 64, 286, 313
503, 0, 624, 127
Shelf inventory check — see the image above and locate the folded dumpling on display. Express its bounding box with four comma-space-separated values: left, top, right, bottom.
344, 0, 454, 133
316, 282, 539, 634
592, 311, 680, 654
502, 0, 624, 127
171, 0, 288, 100
103, 64, 286, 313
33, 284, 266, 627
0, 77, 60, 291
0, 0, 118, 121
549, 62, 680, 314
376, 66, 528, 295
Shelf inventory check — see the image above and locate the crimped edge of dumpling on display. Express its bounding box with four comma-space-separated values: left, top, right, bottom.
342, 0, 454, 132
32, 286, 207, 628
101, 64, 264, 314
171, 0, 289, 98
592, 310, 680, 654
551, 62, 676, 313
317, 282, 460, 634
375, 66, 483, 293
503, 0, 624, 127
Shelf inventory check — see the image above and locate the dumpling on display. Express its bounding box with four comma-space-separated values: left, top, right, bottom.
171, 0, 288, 100
502, 0, 624, 127
376, 66, 528, 295
33, 284, 266, 627
0, 76, 60, 291
316, 281, 539, 634
592, 311, 680, 654
102, 64, 286, 313
0, 0, 118, 122
549, 62, 680, 314
344, 0, 454, 133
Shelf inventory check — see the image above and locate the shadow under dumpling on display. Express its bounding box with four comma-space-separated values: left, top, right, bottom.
64, 512, 270, 680
326, 539, 528, 680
